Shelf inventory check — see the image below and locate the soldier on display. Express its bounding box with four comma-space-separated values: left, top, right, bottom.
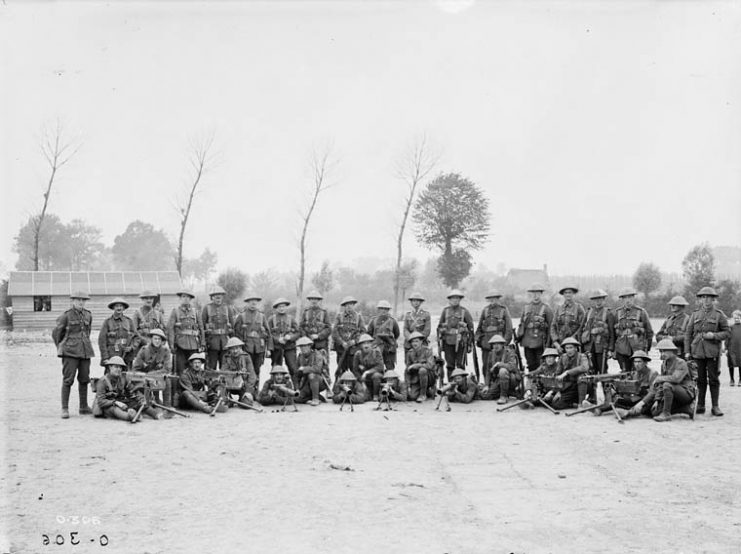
441, 368, 479, 404
611, 350, 658, 412
295, 336, 328, 406
516, 283, 554, 373
98, 297, 137, 368
480, 335, 519, 404
474, 290, 513, 371
167, 290, 205, 375
579, 289, 616, 374
727, 310, 741, 386
220, 337, 258, 406
521, 348, 560, 409
379, 370, 408, 403
655, 296, 690, 357
177, 352, 227, 414
268, 298, 300, 385
354, 333, 385, 400
53, 290, 95, 419
132, 290, 164, 352
544, 337, 589, 409
611, 287, 653, 372
132, 328, 172, 373
404, 331, 436, 403
332, 370, 367, 405
684, 286, 730, 416
367, 300, 401, 370
402, 292, 431, 351
93, 357, 147, 422
437, 290, 475, 379
234, 293, 272, 378
257, 365, 299, 406
332, 296, 366, 375
551, 285, 586, 354
202, 286, 236, 370
623, 339, 695, 421
299, 291, 332, 352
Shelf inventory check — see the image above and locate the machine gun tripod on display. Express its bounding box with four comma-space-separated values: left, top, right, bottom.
497, 374, 562, 415
565, 372, 631, 423
125, 371, 190, 421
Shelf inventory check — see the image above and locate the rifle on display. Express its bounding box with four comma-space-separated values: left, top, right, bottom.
471, 338, 480, 382
436, 335, 445, 388
272, 383, 299, 412
511, 337, 525, 397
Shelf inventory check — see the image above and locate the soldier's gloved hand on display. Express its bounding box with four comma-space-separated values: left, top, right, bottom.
482, 386, 489, 394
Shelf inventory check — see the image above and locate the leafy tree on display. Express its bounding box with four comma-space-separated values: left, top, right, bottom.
216, 267, 249, 305
252, 270, 277, 297
716, 279, 741, 316
112, 221, 175, 271
182, 248, 218, 281
396, 259, 418, 304
413, 173, 490, 288
14, 214, 103, 270
632, 262, 662, 299
311, 260, 335, 297
682, 243, 715, 297
66, 219, 105, 270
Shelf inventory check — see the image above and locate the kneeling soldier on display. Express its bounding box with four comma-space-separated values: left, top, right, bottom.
379, 370, 408, 403
258, 365, 299, 406
615, 350, 658, 409
480, 335, 519, 404
94, 357, 158, 422
295, 336, 328, 406
354, 333, 386, 401
221, 337, 258, 406
332, 370, 367, 406
545, 337, 588, 409
178, 352, 227, 414
443, 368, 479, 404
522, 348, 560, 408
622, 339, 695, 422
132, 328, 173, 405
405, 331, 436, 403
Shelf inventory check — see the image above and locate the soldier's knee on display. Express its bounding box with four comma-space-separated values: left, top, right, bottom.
371, 374, 382, 383
308, 373, 320, 382
62, 376, 75, 386
418, 368, 428, 378
498, 368, 509, 379
661, 382, 673, 392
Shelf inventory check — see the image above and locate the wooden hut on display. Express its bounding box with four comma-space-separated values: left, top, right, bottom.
7, 271, 183, 331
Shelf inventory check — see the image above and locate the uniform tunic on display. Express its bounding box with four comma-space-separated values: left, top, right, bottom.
98, 313, 137, 365
53, 307, 95, 387
299, 306, 332, 350
402, 308, 431, 349
367, 314, 401, 369
132, 343, 173, 373
656, 311, 690, 355
550, 300, 586, 345
132, 305, 164, 346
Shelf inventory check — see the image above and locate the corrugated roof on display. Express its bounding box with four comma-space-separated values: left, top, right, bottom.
8, 271, 183, 296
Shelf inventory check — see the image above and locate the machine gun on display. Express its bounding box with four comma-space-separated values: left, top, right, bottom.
125, 371, 190, 421
271, 383, 299, 412
565, 372, 632, 422
496, 374, 561, 415
337, 383, 355, 412
374, 383, 395, 411
203, 369, 263, 413
435, 382, 456, 412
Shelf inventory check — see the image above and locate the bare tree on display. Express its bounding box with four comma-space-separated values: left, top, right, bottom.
392, 134, 440, 314
175, 133, 216, 278
32, 120, 80, 271
296, 145, 337, 315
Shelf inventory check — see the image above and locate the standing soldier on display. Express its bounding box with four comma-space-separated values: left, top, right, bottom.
612, 288, 654, 372
551, 285, 586, 354
579, 289, 616, 373
655, 296, 690, 357
268, 298, 300, 386
474, 290, 513, 371
295, 336, 329, 406
234, 293, 272, 379
404, 331, 436, 403
202, 286, 236, 370
516, 283, 554, 373
480, 335, 519, 404
299, 291, 332, 352
402, 292, 431, 352
367, 300, 401, 370
132, 290, 164, 352
684, 287, 730, 416
354, 333, 385, 400
167, 289, 205, 375
98, 297, 137, 368
437, 290, 475, 380
727, 310, 741, 387
332, 296, 366, 376
53, 291, 95, 419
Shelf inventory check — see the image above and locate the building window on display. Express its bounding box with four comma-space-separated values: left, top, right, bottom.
33, 296, 52, 312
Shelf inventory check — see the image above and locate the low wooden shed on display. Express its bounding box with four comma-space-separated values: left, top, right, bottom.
7, 271, 183, 331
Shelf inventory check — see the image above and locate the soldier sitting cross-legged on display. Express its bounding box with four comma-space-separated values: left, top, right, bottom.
177, 352, 228, 414
404, 331, 436, 403
479, 335, 519, 404
258, 365, 299, 406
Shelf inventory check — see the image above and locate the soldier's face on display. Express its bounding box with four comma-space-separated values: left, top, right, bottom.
299, 345, 311, 355
109, 365, 123, 378
247, 300, 259, 310
492, 344, 503, 353
670, 305, 682, 313
378, 308, 390, 316
659, 349, 675, 361
72, 298, 85, 310
563, 290, 575, 302
411, 339, 422, 350
410, 299, 422, 309
700, 296, 713, 309
344, 303, 356, 313
622, 296, 635, 307
592, 298, 605, 308
276, 304, 288, 314
151, 335, 163, 348
530, 291, 542, 302
274, 373, 286, 383
564, 345, 577, 356
191, 360, 203, 371
544, 356, 557, 366
142, 297, 154, 307
448, 297, 462, 306
113, 303, 125, 315
633, 359, 646, 370
361, 342, 371, 352
179, 295, 191, 306
309, 298, 320, 307
453, 375, 465, 385
734, 314, 741, 324
212, 295, 224, 305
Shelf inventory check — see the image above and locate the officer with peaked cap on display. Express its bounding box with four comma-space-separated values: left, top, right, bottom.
202, 285, 236, 370
550, 285, 586, 355
516, 283, 554, 373
367, 300, 401, 370
684, 286, 730, 416
332, 295, 367, 375
580, 289, 616, 374
611, 287, 653, 372
404, 331, 436, 402
133, 290, 164, 352
299, 290, 331, 351
437, 289, 475, 379
403, 292, 431, 351
234, 293, 272, 377
268, 298, 300, 386
167, 289, 205, 375
655, 295, 690, 357
53, 291, 95, 419
99, 297, 136, 368
475, 290, 513, 371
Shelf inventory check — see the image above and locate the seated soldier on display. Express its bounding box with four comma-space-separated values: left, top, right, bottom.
332, 370, 367, 405
543, 337, 588, 410
520, 348, 559, 409
94, 357, 159, 422
480, 334, 519, 404
379, 370, 408, 403
178, 352, 228, 414
220, 337, 259, 407
610, 350, 658, 410
132, 328, 172, 405
443, 368, 479, 404
258, 365, 299, 406
618, 339, 695, 422
295, 336, 328, 406
404, 331, 435, 403
354, 333, 385, 401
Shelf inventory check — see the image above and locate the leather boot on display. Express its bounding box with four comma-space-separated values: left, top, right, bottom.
79, 383, 92, 414
709, 384, 722, 416
696, 382, 707, 413
61, 384, 71, 419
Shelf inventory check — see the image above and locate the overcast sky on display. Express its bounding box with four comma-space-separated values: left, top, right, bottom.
2, 1, 739, 278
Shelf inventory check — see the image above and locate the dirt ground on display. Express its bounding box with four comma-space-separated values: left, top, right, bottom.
2, 337, 740, 554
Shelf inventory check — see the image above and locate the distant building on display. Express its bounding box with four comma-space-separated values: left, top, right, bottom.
7, 271, 182, 331
506, 265, 550, 291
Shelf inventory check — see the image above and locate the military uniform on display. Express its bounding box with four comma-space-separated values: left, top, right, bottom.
93, 374, 140, 421
437, 293, 475, 377
177, 360, 226, 413
257, 374, 298, 406
268, 310, 300, 381
367, 310, 401, 370
550, 300, 586, 350
404, 343, 436, 401
353, 342, 385, 398
579, 293, 616, 374
220, 349, 258, 401
299, 305, 332, 351
636, 348, 695, 420
332, 300, 366, 374
614, 353, 658, 409
684, 288, 730, 414
332, 376, 367, 405
402, 307, 431, 350
480, 343, 518, 402
202, 299, 236, 370
132, 305, 164, 350
132, 342, 173, 373
295, 348, 329, 404
167, 302, 205, 375
656, 297, 690, 357
234, 306, 272, 374
53, 294, 95, 417
613, 299, 653, 372
516, 299, 554, 372
474, 299, 513, 371
445, 374, 479, 403
98, 311, 137, 367
547, 350, 589, 409
380, 377, 408, 403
